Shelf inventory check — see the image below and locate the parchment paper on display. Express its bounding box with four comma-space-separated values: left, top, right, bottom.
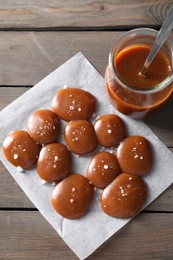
0, 52, 173, 259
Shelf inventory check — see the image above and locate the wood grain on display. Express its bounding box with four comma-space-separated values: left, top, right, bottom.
0, 0, 172, 29
1, 31, 173, 86
0, 31, 173, 86
0, 31, 120, 85
0, 162, 34, 208
0, 211, 173, 259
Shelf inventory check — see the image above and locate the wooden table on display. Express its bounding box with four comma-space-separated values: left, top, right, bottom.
0, 1, 173, 259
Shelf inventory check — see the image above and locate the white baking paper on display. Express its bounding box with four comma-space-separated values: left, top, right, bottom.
0, 52, 173, 259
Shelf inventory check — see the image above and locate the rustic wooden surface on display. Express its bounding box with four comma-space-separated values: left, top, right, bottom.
0, 1, 173, 259
0, 0, 171, 29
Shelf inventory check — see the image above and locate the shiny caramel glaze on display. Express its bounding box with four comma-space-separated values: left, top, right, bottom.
116, 136, 153, 176
51, 173, 94, 219
116, 44, 171, 90
100, 173, 147, 218
51, 88, 96, 121
86, 151, 120, 188
37, 143, 72, 182
2, 130, 41, 169
94, 114, 126, 147
27, 109, 60, 145
64, 120, 97, 155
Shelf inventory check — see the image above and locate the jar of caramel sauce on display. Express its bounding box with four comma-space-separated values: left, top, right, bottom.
105, 29, 173, 118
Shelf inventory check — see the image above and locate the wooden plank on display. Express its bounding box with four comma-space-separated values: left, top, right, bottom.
0, 0, 171, 29
0, 162, 34, 208
0, 87, 29, 111
0, 31, 120, 85
0, 211, 173, 259
0, 153, 173, 210
0, 31, 173, 85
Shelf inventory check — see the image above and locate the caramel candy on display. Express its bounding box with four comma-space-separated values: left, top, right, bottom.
37, 143, 72, 182
2, 130, 40, 169
94, 114, 126, 147
51, 173, 94, 219
27, 109, 60, 145
116, 136, 153, 176
51, 88, 96, 121
87, 151, 120, 188
64, 120, 97, 155
101, 173, 147, 218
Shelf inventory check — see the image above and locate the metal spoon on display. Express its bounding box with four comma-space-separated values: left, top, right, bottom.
140, 9, 173, 76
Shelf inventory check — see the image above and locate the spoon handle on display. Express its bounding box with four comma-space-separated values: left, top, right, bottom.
141, 9, 173, 76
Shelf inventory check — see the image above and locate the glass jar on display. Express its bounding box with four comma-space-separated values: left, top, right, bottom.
105, 28, 173, 118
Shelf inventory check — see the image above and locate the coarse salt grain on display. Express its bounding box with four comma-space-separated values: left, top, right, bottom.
70, 199, 74, 203
140, 156, 144, 160
104, 164, 109, 169
54, 155, 58, 161
69, 106, 74, 110
134, 154, 139, 158
17, 166, 24, 172
127, 184, 131, 188
78, 107, 82, 112
72, 187, 76, 192
107, 129, 112, 134
13, 154, 18, 160
41, 180, 47, 185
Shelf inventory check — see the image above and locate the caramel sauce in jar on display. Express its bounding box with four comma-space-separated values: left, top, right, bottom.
106, 29, 173, 118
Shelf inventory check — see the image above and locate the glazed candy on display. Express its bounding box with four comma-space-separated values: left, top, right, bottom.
51, 173, 94, 219
51, 88, 96, 121
101, 173, 147, 218
2, 130, 40, 169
